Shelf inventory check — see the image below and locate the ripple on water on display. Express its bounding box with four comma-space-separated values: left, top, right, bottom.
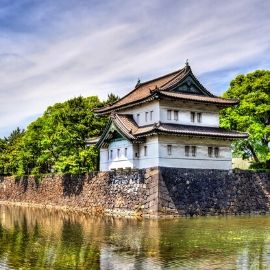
1, 205, 270, 269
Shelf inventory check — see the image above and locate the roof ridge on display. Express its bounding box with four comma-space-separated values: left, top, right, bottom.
139, 67, 185, 88
100, 68, 183, 110
188, 70, 215, 97
160, 66, 190, 90
158, 67, 188, 90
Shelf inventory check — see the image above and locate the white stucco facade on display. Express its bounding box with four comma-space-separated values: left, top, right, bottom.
100, 135, 232, 171
122, 100, 220, 128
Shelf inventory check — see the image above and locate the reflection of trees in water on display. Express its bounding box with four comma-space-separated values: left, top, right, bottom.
0, 207, 100, 270
1, 205, 270, 269
237, 243, 270, 270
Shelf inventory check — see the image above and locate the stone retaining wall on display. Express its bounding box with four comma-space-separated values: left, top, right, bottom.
158, 168, 270, 216
0, 168, 269, 217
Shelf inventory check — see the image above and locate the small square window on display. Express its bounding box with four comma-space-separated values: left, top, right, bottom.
167, 110, 172, 120
191, 146, 196, 157
174, 110, 178, 121
191, 112, 195, 122
167, 145, 172, 155
185, 146, 190, 157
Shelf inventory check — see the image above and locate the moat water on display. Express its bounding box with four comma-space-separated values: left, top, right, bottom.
0, 205, 270, 269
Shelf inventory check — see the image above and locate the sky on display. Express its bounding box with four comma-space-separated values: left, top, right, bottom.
0, 0, 270, 138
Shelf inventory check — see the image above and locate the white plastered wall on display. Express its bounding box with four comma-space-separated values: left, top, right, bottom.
157, 135, 232, 170
100, 139, 135, 171
120, 99, 220, 128
159, 100, 220, 127
121, 101, 160, 126
136, 136, 159, 169
100, 135, 233, 171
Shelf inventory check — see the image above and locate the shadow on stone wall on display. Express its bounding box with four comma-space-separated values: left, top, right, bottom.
62, 174, 85, 197
15, 176, 29, 193
159, 167, 270, 216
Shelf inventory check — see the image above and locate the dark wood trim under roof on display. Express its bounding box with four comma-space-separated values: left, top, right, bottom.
96, 114, 248, 147
95, 64, 238, 114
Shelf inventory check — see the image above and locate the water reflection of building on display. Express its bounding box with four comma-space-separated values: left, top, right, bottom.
1, 205, 270, 269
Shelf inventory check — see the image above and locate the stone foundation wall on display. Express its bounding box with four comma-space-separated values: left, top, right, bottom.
0, 169, 159, 217
0, 168, 269, 217
158, 168, 270, 216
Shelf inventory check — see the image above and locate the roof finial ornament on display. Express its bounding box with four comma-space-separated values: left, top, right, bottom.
135, 78, 141, 88
185, 59, 189, 67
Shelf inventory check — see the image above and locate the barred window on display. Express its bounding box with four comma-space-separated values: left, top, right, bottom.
167, 145, 172, 155
197, 112, 202, 123
185, 146, 190, 157
191, 146, 196, 157
137, 114, 140, 122
145, 112, 149, 122
214, 147, 219, 158
150, 111, 153, 121
174, 110, 178, 121
144, 146, 148, 156
167, 110, 172, 120
208, 147, 213, 157
191, 112, 195, 122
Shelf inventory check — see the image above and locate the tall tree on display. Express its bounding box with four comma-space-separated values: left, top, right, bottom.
0, 96, 107, 175
104, 93, 120, 105
220, 70, 270, 168
0, 128, 25, 175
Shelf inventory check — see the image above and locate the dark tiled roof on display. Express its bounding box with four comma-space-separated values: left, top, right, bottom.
95, 65, 237, 114
135, 123, 248, 139
96, 114, 248, 147
95, 68, 184, 114
113, 114, 248, 139
112, 114, 138, 139
159, 91, 238, 105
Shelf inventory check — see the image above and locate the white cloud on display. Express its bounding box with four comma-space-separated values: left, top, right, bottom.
0, 0, 270, 137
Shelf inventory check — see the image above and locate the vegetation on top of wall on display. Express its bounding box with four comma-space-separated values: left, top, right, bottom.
220, 70, 270, 169
0, 94, 119, 176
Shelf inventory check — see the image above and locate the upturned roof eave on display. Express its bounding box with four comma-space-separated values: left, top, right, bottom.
135, 129, 248, 140
94, 92, 238, 115
96, 116, 136, 148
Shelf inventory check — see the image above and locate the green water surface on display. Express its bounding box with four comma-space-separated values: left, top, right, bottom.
0, 205, 270, 269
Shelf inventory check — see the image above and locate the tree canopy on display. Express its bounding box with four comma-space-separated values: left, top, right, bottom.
0, 95, 113, 175
220, 70, 270, 168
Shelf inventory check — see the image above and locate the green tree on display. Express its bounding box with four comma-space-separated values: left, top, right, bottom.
0, 95, 107, 175
220, 70, 270, 168
18, 96, 106, 175
104, 93, 120, 105
0, 128, 25, 175
0, 93, 118, 176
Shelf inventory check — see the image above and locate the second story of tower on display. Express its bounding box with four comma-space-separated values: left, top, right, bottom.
119, 100, 220, 127
94, 63, 238, 128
